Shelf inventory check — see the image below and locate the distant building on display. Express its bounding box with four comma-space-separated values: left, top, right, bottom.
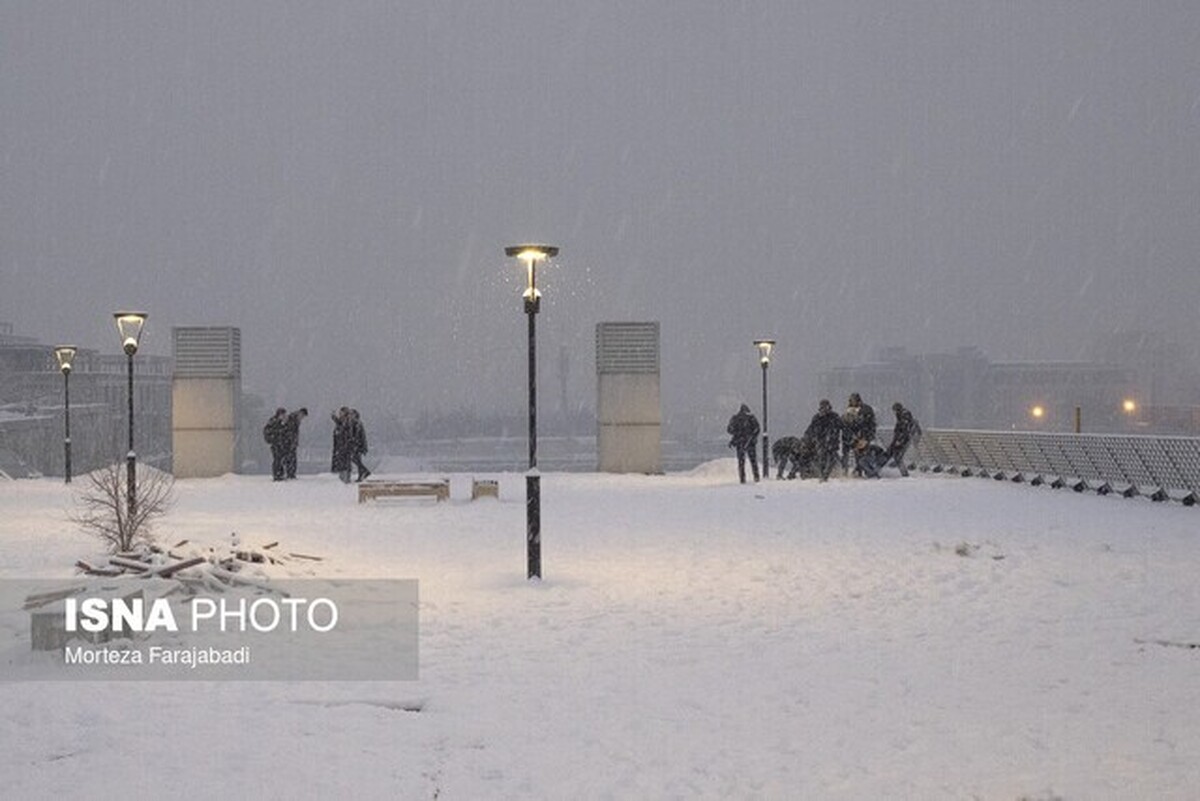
0, 322, 173, 477
820, 347, 992, 428
1088, 330, 1200, 409
818, 345, 1172, 433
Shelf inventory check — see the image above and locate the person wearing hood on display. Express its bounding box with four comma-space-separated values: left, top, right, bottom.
886, 402, 922, 477
726, 403, 761, 484
805, 399, 845, 482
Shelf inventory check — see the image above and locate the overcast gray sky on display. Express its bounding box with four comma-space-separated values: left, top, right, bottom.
3, 1, 1198, 433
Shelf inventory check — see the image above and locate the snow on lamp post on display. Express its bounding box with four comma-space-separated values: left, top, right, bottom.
54, 346, 77, 484
504, 244, 558, 580
114, 312, 147, 522
754, 339, 775, 480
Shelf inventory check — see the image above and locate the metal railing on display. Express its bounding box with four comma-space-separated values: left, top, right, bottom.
907, 429, 1200, 505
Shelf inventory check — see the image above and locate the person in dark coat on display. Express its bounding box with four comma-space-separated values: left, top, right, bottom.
886, 402, 922, 477
726, 403, 761, 483
843, 392, 877, 476
804, 399, 844, 481
281, 407, 308, 480
331, 407, 353, 482
348, 408, 371, 482
839, 408, 856, 475
772, 435, 801, 480
263, 407, 288, 481
852, 437, 889, 479
772, 434, 818, 480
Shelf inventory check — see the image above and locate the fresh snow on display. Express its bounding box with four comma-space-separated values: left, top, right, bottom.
2, 463, 1198, 799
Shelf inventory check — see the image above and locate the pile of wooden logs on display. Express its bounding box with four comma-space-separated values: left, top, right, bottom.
23, 537, 326, 651
74, 537, 323, 584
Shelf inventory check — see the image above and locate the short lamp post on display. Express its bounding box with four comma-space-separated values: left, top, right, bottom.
54, 346, 77, 483
114, 312, 147, 522
754, 339, 774, 479
504, 244, 558, 580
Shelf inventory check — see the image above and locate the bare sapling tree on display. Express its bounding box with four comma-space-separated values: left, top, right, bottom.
72, 462, 175, 552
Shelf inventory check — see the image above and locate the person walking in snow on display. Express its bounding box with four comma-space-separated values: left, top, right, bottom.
348, 408, 371, 482
805, 399, 844, 482
726, 403, 761, 483
886, 402, 922, 477
263, 407, 288, 481
281, 407, 308, 480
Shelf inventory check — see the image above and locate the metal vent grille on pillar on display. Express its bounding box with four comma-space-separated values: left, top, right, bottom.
173, 327, 242, 378
596, 322, 659, 374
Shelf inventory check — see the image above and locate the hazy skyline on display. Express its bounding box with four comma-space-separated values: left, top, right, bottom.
3, 2, 1198, 434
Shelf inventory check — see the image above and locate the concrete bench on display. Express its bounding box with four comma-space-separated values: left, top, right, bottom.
358, 479, 450, 504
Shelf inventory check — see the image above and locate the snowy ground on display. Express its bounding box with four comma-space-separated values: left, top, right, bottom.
1, 463, 1198, 800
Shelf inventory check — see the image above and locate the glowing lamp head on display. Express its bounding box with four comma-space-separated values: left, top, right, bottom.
754, 339, 775, 365
113, 311, 148, 356
504, 244, 559, 263
1030, 405, 1045, 420
505, 245, 558, 313
54, 346, 77, 374
1122, 399, 1137, 414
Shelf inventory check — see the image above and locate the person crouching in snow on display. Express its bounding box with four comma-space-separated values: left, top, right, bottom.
772, 434, 817, 480
852, 437, 890, 479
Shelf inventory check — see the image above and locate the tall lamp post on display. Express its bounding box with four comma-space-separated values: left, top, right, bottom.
54, 346, 77, 483
754, 339, 775, 480
114, 312, 147, 521
505, 244, 558, 580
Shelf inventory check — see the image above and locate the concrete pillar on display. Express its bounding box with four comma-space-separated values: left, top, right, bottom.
596, 322, 661, 473
172, 327, 241, 478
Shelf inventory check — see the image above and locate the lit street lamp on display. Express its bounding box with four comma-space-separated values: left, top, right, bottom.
754, 339, 775, 480
54, 346, 77, 483
114, 312, 147, 520
504, 244, 559, 580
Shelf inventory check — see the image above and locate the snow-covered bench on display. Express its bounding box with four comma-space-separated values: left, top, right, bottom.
358, 479, 449, 503
471, 478, 499, 500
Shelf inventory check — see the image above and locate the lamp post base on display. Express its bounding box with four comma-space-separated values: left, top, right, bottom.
126, 452, 138, 521
526, 474, 541, 580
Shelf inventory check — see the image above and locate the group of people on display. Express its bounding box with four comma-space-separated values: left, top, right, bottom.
727, 393, 921, 484
263, 406, 371, 483
263, 407, 308, 481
